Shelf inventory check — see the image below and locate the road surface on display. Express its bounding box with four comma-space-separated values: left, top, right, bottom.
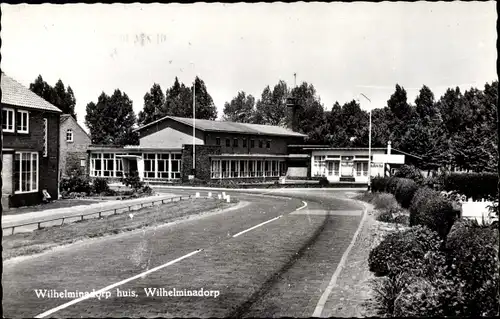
2, 188, 364, 318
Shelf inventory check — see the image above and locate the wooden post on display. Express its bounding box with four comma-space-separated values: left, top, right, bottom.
12, 227, 15, 235
61, 218, 65, 226
38, 222, 41, 229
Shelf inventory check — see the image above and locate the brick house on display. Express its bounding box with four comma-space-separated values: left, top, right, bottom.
59, 114, 91, 178
1, 73, 61, 208
87, 115, 307, 184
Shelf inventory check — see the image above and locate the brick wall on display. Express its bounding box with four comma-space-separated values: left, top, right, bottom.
2, 105, 60, 207
59, 116, 91, 178
204, 132, 304, 155
181, 144, 221, 182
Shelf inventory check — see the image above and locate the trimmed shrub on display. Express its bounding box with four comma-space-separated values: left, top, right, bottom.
443, 172, 498, 201
409, 187, 459, 239
371, 176, 390, 193
60, 175, 91, 195
372, 193, 398, 211
394, 178, 419, 209
120, 172, 144, 191
368, 226, 444, 277
370, 273, 414, 317
385, 176, 400, 195
92, 178, 110, 195
445, 220, 500, 317
394, 164, 424, 184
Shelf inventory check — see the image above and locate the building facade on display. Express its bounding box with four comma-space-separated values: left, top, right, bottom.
87, 116, 307, 183
59, 114, 92, 178
1, 73, 62, 208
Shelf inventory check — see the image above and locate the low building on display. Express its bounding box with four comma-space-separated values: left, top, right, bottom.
87, 115, 307, 183
1, 73, 62, 208
303, 141, 421, 183
59, 114, 92, 178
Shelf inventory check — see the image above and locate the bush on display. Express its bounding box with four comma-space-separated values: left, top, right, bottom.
371, 176, 390, 193
409, 187, 459, 239
385, 176, 400, 195
370, 273, 414, 317
393, 214, 410, 226
92, 178, 110, 195
60, 175, 91, 195
445, 220, 500, 317
394, 164, 424, 184
443, 172, 498, 201
394, 178, 419, 209
319, 176, 329, 186
375, 207, 396, 223
372, 193, 398, 211
120, 172, 144, 191
368, 226, 444, 277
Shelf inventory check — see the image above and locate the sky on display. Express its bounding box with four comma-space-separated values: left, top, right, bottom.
1, 2, 497, 131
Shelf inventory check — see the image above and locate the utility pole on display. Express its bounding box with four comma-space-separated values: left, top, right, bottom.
360, 93, 372, 191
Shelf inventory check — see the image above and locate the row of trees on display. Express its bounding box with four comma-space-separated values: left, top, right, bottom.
29, 75, 498, 173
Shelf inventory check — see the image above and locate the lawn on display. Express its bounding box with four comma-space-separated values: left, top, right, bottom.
2, 198, 235, 261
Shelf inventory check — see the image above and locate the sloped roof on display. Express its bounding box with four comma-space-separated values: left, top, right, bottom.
1, 73, 62, 113
60, 114, 91, 139
136, 115, 307, 138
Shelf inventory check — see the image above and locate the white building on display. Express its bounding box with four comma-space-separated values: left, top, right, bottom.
304, 141, 418, 183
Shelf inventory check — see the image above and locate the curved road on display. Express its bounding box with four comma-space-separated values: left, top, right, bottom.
2, 188, 364, 318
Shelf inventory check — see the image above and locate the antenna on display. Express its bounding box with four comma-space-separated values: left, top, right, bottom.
293, 73, 297, 88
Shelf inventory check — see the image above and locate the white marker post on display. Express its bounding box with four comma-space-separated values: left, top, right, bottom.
226, 195, 231, 203
208, 192, 212, 198
218, 194, 222, 200
196, 192, 200, 198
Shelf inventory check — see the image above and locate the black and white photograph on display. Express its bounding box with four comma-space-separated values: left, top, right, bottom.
1, 1, 498, 318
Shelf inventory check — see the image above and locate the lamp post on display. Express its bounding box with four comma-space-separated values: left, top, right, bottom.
191, 62, 196, 178
360, 93, 372, 191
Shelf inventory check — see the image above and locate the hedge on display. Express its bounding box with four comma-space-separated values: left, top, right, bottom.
368, 226, 445, 277
385, 176, 400, 195
393, 164, 424, 184
442, 172, 498, 201
409, 187, 459, 239
394, 178, 419, 209
371, 176, 390, 193
445, 220, 500, 317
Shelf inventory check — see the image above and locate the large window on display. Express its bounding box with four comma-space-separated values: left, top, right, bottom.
144, 153, 156, 178
171, 153, 182, 179
211, 160, 221, 178
211, 159, 283, 179
157, 154, 170, 179
314, 156, 326, 176
356, 162, 368, 176
16, 110, 29, 133
14, 152, 38, 193
90, 153, 123, 177
2, 108, 14, 132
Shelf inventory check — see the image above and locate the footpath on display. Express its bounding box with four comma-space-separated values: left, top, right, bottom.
2, 193, 177, 235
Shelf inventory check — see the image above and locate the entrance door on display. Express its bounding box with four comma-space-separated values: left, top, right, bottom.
341, 156, 354, 176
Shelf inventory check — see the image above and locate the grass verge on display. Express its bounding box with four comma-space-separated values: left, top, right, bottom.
2, 198, 236, 261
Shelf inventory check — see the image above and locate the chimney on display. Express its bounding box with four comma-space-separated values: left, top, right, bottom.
286, 97, 299, 132
387, 141, 392, 155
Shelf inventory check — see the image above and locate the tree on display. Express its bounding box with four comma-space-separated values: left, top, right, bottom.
436, 87, 465, 137
290, 82, 327, 143
29, 75, 77, 119
254, 80, 289, 126
164, 77, 217, 120
138, 83, 166, 126
222, 91, 256, 122
85, 89, 139, 146
387, 84, 416, 148
415, 85, 440, 126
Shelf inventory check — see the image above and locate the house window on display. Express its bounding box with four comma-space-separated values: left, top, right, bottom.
313, 156, 326, 176
80, 159, 86, 167
89, 153, 122, 177
233, 138, 238, 147
16, 110, 29, 133
243, 139, 247, 147
216, 137, 221, 146
171, 153, 182, 179
259, 140, 263, 148
356, 162, 368, 176
211, 160, 221, 178
266, 140, 271, 149
226, 138, 230, 147
144, 153, 156, 178
66, 129, 74, 142
2, 108, 15, 132
14, 152, 38, 193
157, 153, 170, 179
250, 139, 255, 148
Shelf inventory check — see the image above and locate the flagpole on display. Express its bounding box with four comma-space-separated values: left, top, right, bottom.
192, 78, 196, 176
360, 93, 372, 191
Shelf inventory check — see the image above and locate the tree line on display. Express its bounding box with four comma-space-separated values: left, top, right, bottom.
29, 75, 497, 173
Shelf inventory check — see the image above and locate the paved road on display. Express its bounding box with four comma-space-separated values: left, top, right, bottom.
2, 188, 364, 318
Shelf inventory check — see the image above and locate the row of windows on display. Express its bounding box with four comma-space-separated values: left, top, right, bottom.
2, 108, 29, 133
215, 137, 271, 149
313, 160, 369, 177
210, 159, 284, 179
